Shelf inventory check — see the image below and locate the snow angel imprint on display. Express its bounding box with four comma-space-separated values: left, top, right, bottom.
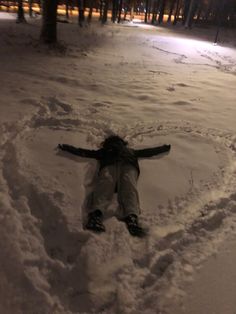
58, 135, 171, 237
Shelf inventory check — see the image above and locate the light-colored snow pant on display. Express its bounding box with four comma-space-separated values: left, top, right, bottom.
90, 162, 140, 218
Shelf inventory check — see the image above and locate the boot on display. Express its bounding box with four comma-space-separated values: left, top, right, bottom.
124, 214, 146, 237
85, 209, 105, 233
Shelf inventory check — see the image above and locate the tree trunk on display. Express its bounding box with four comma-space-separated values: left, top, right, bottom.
183, 0, 190, 24
7, 0, 10, 12
102, 0, 108, 23
39, 0, 43, 15
118, 0, 123, 23
204, 0, 214, 22
185, 0, 197, 28
144, 0, 149, 23
214, 0, 226, 43
78, 0, 85, 26
66, 0, 69, 19
158, 0, 166, 24
87, 0, 93, 22
99, 0, 103, 20
40, 0, 58, 44
173, 0, 181, 25
195, 0, 203, 24
17, 0, 26, 23
152, 0, 160, 24
130, 0, 135, 21
167, 0, 176, 23
29, 0, 33, 17
112, 0, 118, 22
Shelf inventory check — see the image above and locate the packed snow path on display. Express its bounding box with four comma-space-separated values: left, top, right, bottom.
1, 14, 236, 313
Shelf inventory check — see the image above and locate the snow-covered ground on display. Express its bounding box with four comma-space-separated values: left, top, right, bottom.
1, 12, 236, 314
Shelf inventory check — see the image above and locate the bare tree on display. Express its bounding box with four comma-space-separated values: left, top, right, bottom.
17, 0, 26, 23
65, 0, 70, 19
173, 0, 181, 25
78, 0, 85, 26
40, 0, 58, 43
144, 0, 149, 23
118, 0, 123, 23
185, 0, 198, 28
29, 0, 33, 17
158, 0, 167, 24
101, 0, 109, 23
111, 0, 118, 22
195, 0, 204, 24
87, 0, 94, 22
203, 0, 214, 22
167, 0, 176, 23
152, 0, 161, 24
130, 0, 135, 21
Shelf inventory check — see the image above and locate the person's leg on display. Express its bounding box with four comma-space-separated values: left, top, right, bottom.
91, 165, 117, 214
117, 163, 145, 237
117, 163, 140, 218
86, 165, 117, 232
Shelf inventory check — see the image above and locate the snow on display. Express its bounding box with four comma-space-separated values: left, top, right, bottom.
0, 11, 236, 313
168, 236, 236, 314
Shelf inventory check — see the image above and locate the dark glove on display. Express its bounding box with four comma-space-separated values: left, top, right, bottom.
163, 144, 171, 151
58, 144, 71, 151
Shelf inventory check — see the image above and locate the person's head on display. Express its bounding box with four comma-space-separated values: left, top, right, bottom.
101, 135, 128, 150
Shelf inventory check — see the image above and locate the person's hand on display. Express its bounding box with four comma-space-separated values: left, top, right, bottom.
58, 144, 69, 151
164, 144, 171, 151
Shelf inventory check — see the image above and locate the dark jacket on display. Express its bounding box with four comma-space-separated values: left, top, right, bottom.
59, 143, 171, 175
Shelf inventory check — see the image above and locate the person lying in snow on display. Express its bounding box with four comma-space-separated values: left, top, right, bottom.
58, 135, 171, 237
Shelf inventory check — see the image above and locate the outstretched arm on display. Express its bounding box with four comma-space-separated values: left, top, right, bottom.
134, 144, 171, 158
58, 144, 101, 159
